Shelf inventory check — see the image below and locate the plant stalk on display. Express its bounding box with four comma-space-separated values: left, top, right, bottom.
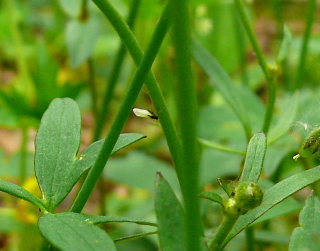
71, 1, 174, 213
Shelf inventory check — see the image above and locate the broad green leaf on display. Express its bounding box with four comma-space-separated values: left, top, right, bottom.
66, 18, 101, 68
192, 41, 252, 139
268, 92, 299, 144
38, 213, 116, 251
155, 172, 186, 251
57, 0, 81, 17
200, 191, 223, 206
222, 165, 320, 248
289, 193, 320, 251
35, 98, 81, 211
276, 25, 292, 63
0, 180, 46, 211
240, 132, 267, 183
85, 215, 157, 227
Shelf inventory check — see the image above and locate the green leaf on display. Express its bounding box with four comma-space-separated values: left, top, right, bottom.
222, 165, 320, 248
268, 92, 299, 144
57, 0, 81, 17
155, 172, 186, 251
75, 133, 146, 174
240, 132, 267, 183
0, 180, 46, 211
35, 98, 146, 212
38, 212, 116, 251
84, 215, 157, 227
35, 98, 81, 212
289, 193, 320, 251
192, 41, 252, 140
65, 18, 101, 68
276, 25, 292, 63
200, 191, 223, 206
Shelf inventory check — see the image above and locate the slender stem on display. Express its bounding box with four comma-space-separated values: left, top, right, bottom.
93, 0, 142, 142
20, 124, 28, 185
80, 0, 88, 21
87, 58, 99, 119
171, 0, 201, 250
198, 138, 246, 156
71, 1, 173, 213
234, 0, 277, 134
89, 0, 184, 185
210, 216, 239, 250
293, 0, 317, 90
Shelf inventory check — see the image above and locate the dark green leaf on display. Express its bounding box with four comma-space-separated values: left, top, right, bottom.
38, 212, 116, 251
200, 191, 223, 206
35, 98, 81, 212
222, 165, 320, 248
155, 172, 186, 251
240, 132, 267, 183
32, 41, 60, 111
192, 41, 252, 139
0, 180, 46, 211
66, 18, 101, 68
289, 193, 320, 250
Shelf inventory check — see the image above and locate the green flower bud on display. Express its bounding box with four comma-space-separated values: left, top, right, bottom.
222, 198, 241, 217
233, 181, 263, 214
294, 127, 320, 160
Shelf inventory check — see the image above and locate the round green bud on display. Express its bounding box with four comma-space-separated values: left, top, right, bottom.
233, 181, 263, 214
222, 198, 241, 217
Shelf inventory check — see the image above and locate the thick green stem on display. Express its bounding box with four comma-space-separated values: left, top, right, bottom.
210, 216, 239, 250
171, 0, 201, 250
93, 0, 142, 142
293, 0, 317, 90
234, 0, 276, 134
71, 1, 174, 213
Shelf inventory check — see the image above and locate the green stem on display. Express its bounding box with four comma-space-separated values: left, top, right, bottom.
293, 0, 317, 90
20, 124, 28, 185
210, 216, 239, 250
198, 138, 246, 156
71, 1, 173, 213
89, 0, 184, 185
234, 0, 276, 134
245, 226, 255, 251
87, 58, 99, 119
80, 0, 88, 21
171, 0, 201, 250
93, 0, 142, 142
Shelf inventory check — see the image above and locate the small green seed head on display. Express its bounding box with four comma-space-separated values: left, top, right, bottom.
232, 181, 263, 214
298, 127, 320, 158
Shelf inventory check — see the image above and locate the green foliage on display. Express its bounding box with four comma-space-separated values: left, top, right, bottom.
155, 173, 186, 251
38, 213, 117, 251
1, 0, 320, 250
289, 193, 320, 250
